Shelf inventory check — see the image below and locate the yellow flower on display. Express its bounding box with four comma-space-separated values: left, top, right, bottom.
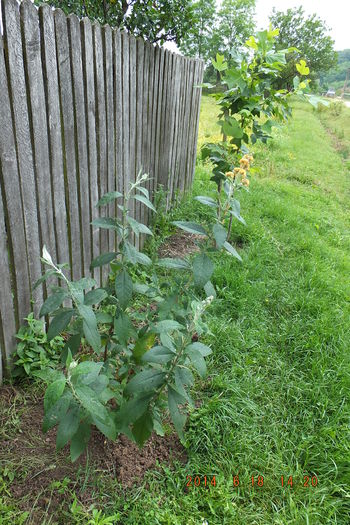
225, 171, 235, 179
239, 168, 246, 176
239, 158, 250, 169
242, 177, 250, 187
233, 167, 241, 174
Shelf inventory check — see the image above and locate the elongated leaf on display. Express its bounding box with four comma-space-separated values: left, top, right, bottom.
92, 411, 116, 440
115, 394, 152, 429
168, 386, 186, 439
186, 348, 207, 377
115, 270, 133, 309
77, 304, 101, 353
75, 385, 114, 441
204, 280, 216, 298
84, 288, 107, 306
141, 345, 175, 364
157, 258, 190, 270
133, 333, 156, 363
136, 185, 149, 199
230, 199, 246, 225
132, 411, 153, 447
185, 342, 212, 357
195, 196, 217, 208
90, 252, 117, 269
40, 290, 66, 317
174, 368, 194, 406
124, 370, 166, 394
133, 194, 156, 212
43, 390, 72, 432
56, 404, 81, 451
123, 241, 152, 266
212, 223, 227, 249
193, 253, 214, 288
223, 241, 242, 261
96, 191, 123, 207
96, 312, 113, 324
222, 117, 243, 139
44, 378, 66, 413
91, 217, 119, 230
114, 312, 136, 345
153, 320, 183, 333
70, 361, 104, 385
172, 221, 207, 236
47, 309, 75, 340
33, 270, 59, 290
70, 420, 91, 462
127, 216, 153, 236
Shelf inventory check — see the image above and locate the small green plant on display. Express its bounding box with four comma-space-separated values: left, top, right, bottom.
12, 313, 65, 378
32, 172, 227, 462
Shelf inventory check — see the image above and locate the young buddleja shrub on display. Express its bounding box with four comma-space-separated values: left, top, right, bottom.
31, 167, 251, 461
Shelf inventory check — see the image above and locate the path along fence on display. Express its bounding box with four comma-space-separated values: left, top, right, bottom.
0, 0, 204, 380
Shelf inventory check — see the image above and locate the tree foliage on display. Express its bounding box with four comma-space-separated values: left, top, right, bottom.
178, 0, 216, 62
269, 7, 337, 89
34, 0, 194, 44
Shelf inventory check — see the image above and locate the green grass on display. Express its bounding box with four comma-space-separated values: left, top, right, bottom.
1, 97, 350, 524
316, 101, 350, 169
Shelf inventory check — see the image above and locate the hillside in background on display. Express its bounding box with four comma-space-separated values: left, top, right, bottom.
320, 49, 350, 92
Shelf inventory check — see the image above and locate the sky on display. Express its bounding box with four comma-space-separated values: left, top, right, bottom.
255, 0, 349, 51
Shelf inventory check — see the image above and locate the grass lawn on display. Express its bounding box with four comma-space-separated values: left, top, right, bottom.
1, 97, 350, 524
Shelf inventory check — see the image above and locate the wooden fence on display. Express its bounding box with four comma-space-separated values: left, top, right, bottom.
0, 0, 203, 380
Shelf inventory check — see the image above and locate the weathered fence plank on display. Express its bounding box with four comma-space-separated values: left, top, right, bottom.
39, 4, 70, 269
2, 0, 43, 315
0, 0, 203, 378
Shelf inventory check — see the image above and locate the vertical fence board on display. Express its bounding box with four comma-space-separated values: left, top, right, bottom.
39, 5, 69, 269
189, 61, 203, 187
0, 30, 31, 324
54, 9, 81, 280
121, 31, 130, 218
81, 17, 99, 284
135, 37, 144, 247
68, 13, 91, 278
0, 181, 17, 380
2, 0, 43, 315
140, 40, 150, 240
21, 0, 57, 267
104, 25, 116, 252
93, 23, 109, 283
154, 47, 165, 193
113, 30, 123, 234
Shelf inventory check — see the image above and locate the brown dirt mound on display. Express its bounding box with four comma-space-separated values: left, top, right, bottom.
158, 231, 202, 258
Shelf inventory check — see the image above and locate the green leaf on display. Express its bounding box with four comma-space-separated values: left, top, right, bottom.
153, 320, 183, 333
90, 252, 117, 269
132, 410, 153, 447
193, 253, 214, 288
77, 304, 101, 353
123, 241, 152, 266
157, 258, 190, 270
126, 216, 153, 236
141, 345, 175, 364
70, 420, 91, 462
96, 312, 113, 324
221, 117, 243, 139
174, 367, 194, 406
91, 217, 119, 230
115, 394, 152, 429
56, 404, 80, 451
172, 221, 207, 236
133, 333, 156, 363
43, 390, 72, 432
44, 378, 66, 413
185, 342, 212, 357
230, 199, 246, 225
96, 191, 123, 207
223, 241, 242, 261
124, 370, 166, 395
70, 361, 104, 385
186, 348, 207, 377
33, 270, 58, 290
84, 288, 108, 306
91, 411, 116, 440
47, 309, 75, 340
212, 223, 227, 249
114, 312, 136, 346
168, 386, 186, 439
204, 280, 217, 299
195, 196, 217, 208
212, 53, 228, 72
133, 194, 156, 212
136, 185, 150, 199
115, 270, 133, 310
40, 290, 66, 317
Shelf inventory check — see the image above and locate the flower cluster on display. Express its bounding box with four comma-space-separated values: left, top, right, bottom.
225, 154, 253, 187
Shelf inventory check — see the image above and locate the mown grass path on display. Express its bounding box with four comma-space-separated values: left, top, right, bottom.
118, 99, 350, 524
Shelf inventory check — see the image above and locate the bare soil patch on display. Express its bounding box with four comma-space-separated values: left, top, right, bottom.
158, 231, 202, 258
